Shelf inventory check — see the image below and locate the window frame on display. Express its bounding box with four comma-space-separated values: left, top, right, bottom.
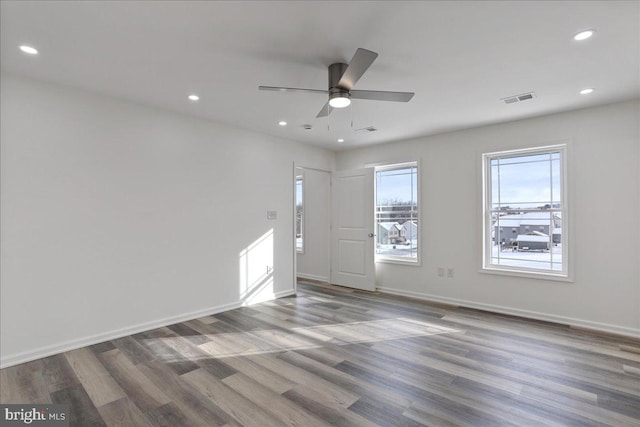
374, 161, 421, 265
481, 144, 571, 281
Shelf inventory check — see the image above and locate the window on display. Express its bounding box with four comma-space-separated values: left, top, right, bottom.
295, 170, 304, 253
483, 145, 568, 278
375, 162, 419, 263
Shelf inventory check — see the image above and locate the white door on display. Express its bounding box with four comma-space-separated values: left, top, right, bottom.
330, 168, 375, 291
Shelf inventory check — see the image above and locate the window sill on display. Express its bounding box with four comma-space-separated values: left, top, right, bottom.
480, 266, 573, 283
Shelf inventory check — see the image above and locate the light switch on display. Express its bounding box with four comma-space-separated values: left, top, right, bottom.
267, 210, 277, 220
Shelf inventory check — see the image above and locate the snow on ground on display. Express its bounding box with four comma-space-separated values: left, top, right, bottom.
491, 244, 563, 271
377, 240, 418, 257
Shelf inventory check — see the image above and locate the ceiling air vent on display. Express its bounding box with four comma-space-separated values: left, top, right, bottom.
501, 92, 536, 105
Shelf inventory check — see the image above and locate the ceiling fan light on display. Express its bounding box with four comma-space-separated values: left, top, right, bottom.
329, 92, 351, 108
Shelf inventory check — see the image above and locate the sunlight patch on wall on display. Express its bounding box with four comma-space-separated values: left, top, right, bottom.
239, 229, 275, 306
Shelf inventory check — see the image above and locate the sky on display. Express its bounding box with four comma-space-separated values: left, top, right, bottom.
491, 153, 561, 209
376, 167, 417, 204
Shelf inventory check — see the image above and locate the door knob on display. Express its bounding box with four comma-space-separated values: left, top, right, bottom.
368, 233, 375, 238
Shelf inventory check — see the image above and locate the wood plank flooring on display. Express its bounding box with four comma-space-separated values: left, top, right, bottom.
2, 280, 640, 426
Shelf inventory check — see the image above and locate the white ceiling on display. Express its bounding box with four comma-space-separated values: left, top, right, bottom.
1, 1, 638, 150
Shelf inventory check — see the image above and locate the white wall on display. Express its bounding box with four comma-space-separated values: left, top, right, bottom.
296, 168, 331, 282
336, 100, 640, 337
0, 73, 334, 366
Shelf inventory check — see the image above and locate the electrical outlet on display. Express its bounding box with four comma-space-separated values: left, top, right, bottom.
447, 268, 454, 278
437, 267, 445, 277
267, 210, 277, 220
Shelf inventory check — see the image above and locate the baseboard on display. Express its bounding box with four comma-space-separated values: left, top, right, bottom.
0, 288, 296, 369
271, 289, 297, 299
296, 273, 329, 282
377, 286, 640, 339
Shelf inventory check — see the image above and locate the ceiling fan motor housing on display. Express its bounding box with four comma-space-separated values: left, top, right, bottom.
329, 63, 349, 91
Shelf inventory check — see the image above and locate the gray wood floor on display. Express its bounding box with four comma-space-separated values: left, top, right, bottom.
2, 280, 640, 426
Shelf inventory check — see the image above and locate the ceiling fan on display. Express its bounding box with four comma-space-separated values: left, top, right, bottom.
259, 48, 415, 118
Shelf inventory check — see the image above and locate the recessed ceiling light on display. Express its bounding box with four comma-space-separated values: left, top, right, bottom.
188, 94, 200, 101
19, 45, 38, 55
579, 88, 594, 95
278, 121, 287, 126
337, 138, 345, 143
573, 30, 595, 41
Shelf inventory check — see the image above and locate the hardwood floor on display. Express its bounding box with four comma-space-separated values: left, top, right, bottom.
2, 280, 640, 426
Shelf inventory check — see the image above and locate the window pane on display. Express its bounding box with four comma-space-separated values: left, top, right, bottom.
497, 152, 551, 165
296, 174, 303, 252
491, 164, 500, 206
551, 158, 561, 206
376, 164, 418, 261
495, 160, 552, 207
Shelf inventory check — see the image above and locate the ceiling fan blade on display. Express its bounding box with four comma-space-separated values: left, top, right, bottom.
350, 89, 414, 102
337, 48, 378, 90
316, 101, 334, 118
258, 86, 328, 95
